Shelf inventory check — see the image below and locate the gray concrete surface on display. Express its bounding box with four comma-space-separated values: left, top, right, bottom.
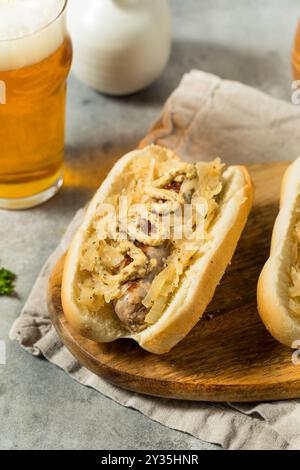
0, 0, 299, 450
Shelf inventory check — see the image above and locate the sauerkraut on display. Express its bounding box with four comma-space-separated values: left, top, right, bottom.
289, 208, 300, 316
77, 149, 225, 329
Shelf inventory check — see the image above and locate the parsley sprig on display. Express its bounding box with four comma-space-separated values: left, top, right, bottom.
0, 268, 16, 296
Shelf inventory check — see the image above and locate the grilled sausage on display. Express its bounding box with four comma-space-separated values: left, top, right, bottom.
114, 244, 169, 332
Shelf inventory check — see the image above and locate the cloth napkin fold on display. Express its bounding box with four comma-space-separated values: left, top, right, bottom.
10, 70, 300, 450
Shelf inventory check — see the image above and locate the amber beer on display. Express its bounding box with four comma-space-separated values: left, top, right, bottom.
292, 21, 300, 80
0, 0, 72, 209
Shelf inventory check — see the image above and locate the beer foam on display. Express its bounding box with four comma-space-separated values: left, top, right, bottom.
0, 0, 67, 71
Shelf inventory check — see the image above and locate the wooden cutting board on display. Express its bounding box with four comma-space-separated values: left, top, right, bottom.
48, 160, 300, 402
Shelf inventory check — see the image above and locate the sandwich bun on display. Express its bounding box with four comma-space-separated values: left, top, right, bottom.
61, 145, 253, 354
257, 157, 300, 348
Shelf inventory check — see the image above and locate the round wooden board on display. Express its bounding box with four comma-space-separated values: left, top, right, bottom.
48, 161, 300, 402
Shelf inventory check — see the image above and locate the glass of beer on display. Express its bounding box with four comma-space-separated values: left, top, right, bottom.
0, 0, 72, 209
292, 20, 300, 80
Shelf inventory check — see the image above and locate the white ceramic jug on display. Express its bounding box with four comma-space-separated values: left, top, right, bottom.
68, 0, 171, 95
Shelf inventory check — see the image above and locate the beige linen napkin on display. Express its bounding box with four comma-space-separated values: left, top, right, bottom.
10, 71, 300, 450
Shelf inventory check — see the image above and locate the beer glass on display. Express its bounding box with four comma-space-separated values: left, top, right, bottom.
292, 21, 300, 80
0, 0, 72, 209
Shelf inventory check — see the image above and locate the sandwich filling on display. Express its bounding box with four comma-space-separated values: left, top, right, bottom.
76, 151, 225, 332
289, 200, 300, 316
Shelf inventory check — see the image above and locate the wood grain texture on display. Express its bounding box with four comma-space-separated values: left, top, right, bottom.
48, 161, 300, 402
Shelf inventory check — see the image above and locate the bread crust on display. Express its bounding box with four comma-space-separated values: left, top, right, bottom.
62, 146, 253, 354
257, 157, 300, 348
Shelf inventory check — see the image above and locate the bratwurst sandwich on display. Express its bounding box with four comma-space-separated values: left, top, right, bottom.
61, 145, 253, 354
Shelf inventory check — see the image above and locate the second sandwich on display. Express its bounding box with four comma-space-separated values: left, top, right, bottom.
258, 157, 300, 348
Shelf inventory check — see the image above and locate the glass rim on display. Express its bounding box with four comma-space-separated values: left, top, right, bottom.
0, 0, 68, 43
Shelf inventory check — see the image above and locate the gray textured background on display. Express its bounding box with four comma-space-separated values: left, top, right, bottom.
0, 0, 299, 450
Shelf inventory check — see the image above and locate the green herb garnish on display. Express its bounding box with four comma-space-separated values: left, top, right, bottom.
0, 268, 16, 296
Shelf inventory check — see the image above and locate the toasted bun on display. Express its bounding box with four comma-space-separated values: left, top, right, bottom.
257, 157, 300, 348
62, 145, 253, 354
